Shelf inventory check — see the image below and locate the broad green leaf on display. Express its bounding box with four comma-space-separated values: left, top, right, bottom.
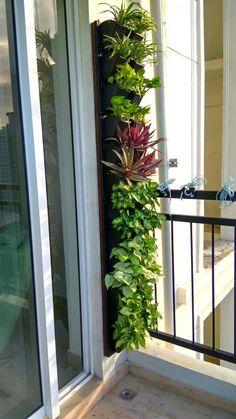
110, 247, 128, 261
115, 339, 125, 349
112, 280, 122, 289
122, 286, 133, 298
114, 262, 131, 272
105, 274, 114, 289
120, 307, 131, 316
114, 271, 132, 285
133, 250, 142, 261
114, 270, 125, 281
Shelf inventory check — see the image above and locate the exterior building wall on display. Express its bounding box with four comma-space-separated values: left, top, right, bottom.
204, 75, 223, 219
220, 289, 236, 371
221, 0, 236, 240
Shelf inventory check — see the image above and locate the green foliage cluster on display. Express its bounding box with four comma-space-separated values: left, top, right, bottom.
101, 3, 164, 352
105, 181, 165, 351
101, 1, 157, 34
108, 63, 161, 96
109, 95, 150, 122
104, 33, 158, 64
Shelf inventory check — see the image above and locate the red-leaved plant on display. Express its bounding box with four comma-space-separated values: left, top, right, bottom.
102, 123, 163, 182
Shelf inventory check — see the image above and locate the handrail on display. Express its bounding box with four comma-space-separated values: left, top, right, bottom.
158, 189, 236, 201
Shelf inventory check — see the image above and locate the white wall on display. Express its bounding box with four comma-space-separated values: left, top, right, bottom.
152, 0, 205, 338
161, 0, 204, 288
220, 289, 236, 371
221, 0, 236, 239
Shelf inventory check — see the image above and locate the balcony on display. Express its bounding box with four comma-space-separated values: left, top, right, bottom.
61, 358, 236, 418
68, 193, 236, 419
85, 372, 235, 419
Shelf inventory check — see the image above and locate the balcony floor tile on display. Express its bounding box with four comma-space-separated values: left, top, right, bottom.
84, 373, 236, 419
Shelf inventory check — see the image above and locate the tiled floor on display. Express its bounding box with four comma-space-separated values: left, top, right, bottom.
84, 373, 236, 419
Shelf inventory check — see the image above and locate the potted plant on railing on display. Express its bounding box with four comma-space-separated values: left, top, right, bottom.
102, 124, 165, 352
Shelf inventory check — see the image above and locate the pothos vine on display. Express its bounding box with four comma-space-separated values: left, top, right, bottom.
105, 181, 165, 351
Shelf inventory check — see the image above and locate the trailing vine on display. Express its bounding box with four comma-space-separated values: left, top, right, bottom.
105, 181, 165, 351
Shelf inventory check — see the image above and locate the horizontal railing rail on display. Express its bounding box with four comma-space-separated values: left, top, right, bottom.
164, 213, 236, 227
158, 189, 236, 201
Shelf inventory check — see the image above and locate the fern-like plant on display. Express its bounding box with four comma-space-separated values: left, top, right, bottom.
100, 1, 157, 34
104, 33, 158, 64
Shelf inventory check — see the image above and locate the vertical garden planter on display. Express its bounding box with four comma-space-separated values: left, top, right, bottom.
103, 115, 127, 139
100, 52, 127, 81
101, 84, 128, 110
92, 2, 163, 353
99, 19, 143, 42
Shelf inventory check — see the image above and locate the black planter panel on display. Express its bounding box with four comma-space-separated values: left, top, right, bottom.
100, 53, 127, 81
101, 84, 128, 111
99, 19, 143, 42
94, 20, 145, 354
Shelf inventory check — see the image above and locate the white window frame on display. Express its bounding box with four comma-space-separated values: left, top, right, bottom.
13, 0, 103, 417
14, 1, 59, 417
65, 0, 104, 382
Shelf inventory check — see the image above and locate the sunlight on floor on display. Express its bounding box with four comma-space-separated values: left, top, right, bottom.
84, 373, 236, 419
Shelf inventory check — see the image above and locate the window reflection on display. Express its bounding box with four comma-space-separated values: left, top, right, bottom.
34, 0, 83, 388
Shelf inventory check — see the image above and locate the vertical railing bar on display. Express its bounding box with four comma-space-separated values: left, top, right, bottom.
190, 222, 195, 343
154, 282, 158, 305
234, 226, 236, 357
153, 228, 158, 330
154, 280, 158, 331
211, 224, 215, 351
171, 219, 176, 337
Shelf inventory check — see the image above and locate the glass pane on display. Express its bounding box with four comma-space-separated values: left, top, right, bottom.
34, 0, 83, 388
0, 1, 42, 417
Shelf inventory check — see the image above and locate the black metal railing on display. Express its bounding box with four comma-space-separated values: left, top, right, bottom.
150, 191, 236, 365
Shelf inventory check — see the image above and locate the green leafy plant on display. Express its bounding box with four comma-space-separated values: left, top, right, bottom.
108, 95, 150, 122
104, 32, 158, 64
36, 29, 55, 91
103, 124, 165, 350
101, 2, 164, 353
108, 63, 161, 96
100, 1, 157, 34
105, 181, 164, 351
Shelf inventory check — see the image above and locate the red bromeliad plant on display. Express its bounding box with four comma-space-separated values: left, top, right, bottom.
102, 123, 163, 182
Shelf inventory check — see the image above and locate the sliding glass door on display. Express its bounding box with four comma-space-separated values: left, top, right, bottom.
0, 0, 94, 416
33, 0, 83, 389
0, 1, 42, 417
